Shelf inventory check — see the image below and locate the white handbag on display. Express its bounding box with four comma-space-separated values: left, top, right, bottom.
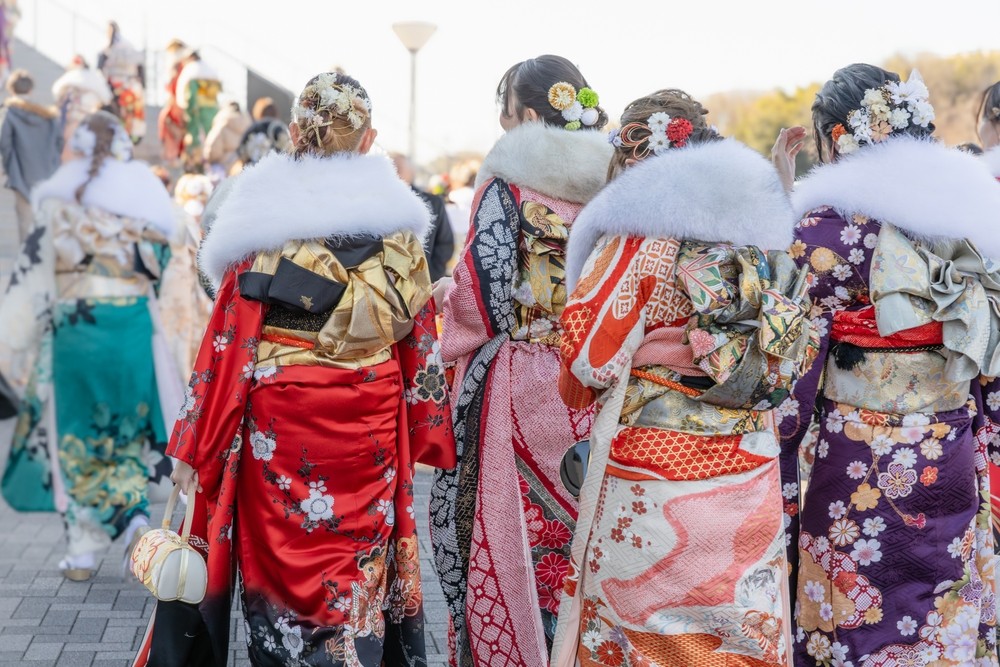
129, 485, 208, 604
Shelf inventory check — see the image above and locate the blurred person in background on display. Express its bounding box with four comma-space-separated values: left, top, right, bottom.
231, 96, 291, 174
0, 0, 20, 84
158, 172, 215, 383
158, 39, 190, 168
52, 55, 112, 163
0, 69, 61, 242
391, 151, 454, 281
445, 158, 479, 250
0, 111, 177, 582
97, 21, 146, 144
202, 99, 250, 179
175, 50, 222, 169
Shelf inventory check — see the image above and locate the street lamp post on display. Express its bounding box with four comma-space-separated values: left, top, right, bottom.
392, 21, 436, 164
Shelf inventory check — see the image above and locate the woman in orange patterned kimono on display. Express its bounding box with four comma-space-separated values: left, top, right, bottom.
134, 72, 454, 667
551, 90, 818, 667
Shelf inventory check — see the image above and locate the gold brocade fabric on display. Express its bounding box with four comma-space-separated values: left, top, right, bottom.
252, 230, 432, 370
823, 349, 968, 414
621, 365, 770, 436
511, 201, 569, 345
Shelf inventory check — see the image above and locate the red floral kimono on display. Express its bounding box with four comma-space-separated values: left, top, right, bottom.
133, 151, 455, 667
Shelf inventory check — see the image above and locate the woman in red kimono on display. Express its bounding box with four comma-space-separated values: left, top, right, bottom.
430, 54, 612, 665
134, 72, 454, 667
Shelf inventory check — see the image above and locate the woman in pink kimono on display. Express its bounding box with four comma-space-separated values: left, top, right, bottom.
431, 54, 611, 665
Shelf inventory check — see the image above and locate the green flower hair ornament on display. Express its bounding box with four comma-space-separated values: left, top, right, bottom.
577, 87, 599, 108
548, 82, 602, 131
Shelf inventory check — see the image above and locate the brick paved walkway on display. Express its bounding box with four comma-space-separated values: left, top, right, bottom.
0, 184, 451, 665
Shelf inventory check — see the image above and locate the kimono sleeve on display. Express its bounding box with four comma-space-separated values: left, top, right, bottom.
440, 177, 520, 363
167, 260, 264, 486
396, 298, 456, 470
976, 377, 1000, 532
778, 207, 875, 573
559, 235, 652, 410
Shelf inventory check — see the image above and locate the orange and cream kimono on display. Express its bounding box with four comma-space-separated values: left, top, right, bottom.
551, 140, 819, 667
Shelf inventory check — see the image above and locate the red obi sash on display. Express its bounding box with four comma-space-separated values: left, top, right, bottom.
831, 306, 942, 349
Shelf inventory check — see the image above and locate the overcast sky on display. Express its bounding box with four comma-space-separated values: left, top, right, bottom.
21, 0, 1000, 161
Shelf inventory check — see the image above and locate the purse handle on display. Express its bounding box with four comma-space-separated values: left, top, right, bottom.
161, 485, 197, 544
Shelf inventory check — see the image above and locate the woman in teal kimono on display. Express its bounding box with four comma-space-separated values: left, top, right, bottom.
0, 110, 178, 580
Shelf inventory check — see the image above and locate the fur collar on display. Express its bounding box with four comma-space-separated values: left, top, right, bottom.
32, 158, 176, 237
475, 122, 612, 204
983, 146, 1000, 179
792, 136, 1000, 257
4, 96, 57, 119
566, 139, 795, 291
51, 67, 112, 103
199, 151, 431, 286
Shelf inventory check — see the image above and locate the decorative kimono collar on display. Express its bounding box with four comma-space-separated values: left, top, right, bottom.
566, 139, 795, 290
31, 158, 176, 238
199, 151, 431, 286
475, 122, 612, 204
792, 136, 1000, 258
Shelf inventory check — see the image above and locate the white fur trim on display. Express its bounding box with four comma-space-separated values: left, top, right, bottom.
566, 139, 795, 291
51, 68, 112, 104
475, 122, 612, 204
31, 158, 176, 237
983, 146, 1000, 178
199, 151, 431, 286
792, 136, 1000, 258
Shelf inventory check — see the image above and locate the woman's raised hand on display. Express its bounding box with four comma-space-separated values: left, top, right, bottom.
771, 126, 808, 193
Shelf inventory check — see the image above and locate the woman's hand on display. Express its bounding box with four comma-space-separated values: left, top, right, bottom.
771, 126, 808, 193
170, 459, 202, 496
432, 276, 453, 311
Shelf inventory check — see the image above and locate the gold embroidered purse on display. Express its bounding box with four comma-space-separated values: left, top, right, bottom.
130, 486, 207, 604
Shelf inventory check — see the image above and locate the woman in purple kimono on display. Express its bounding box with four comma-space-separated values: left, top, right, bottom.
773, 63, 1000, 666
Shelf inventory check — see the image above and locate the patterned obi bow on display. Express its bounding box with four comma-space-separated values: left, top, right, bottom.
676, 244, 819, 410
871, 224, 1000, 382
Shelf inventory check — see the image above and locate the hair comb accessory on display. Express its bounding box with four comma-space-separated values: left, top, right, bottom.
835, 69, 933, 155
292, 72, 372, 145
609, 112, 695, 160
548, 82, 601, 130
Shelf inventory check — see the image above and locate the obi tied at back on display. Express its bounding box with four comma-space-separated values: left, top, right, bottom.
868, 223, 1000, 382
238, 230, 432, 370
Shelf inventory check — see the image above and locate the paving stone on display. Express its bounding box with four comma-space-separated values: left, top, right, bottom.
0, 453, 451, 662
22, 640, 62, 660
53, 652, 95, 666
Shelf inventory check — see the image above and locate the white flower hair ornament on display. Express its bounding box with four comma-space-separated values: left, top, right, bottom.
292, 73, 372, 141
547, 82, 601, 131
70, 121, 133, 162
832, 69, 934, 156
607, 112, 695, 159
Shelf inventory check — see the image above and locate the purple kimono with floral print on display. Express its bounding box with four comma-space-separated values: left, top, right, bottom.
778, 206, 1000, 667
